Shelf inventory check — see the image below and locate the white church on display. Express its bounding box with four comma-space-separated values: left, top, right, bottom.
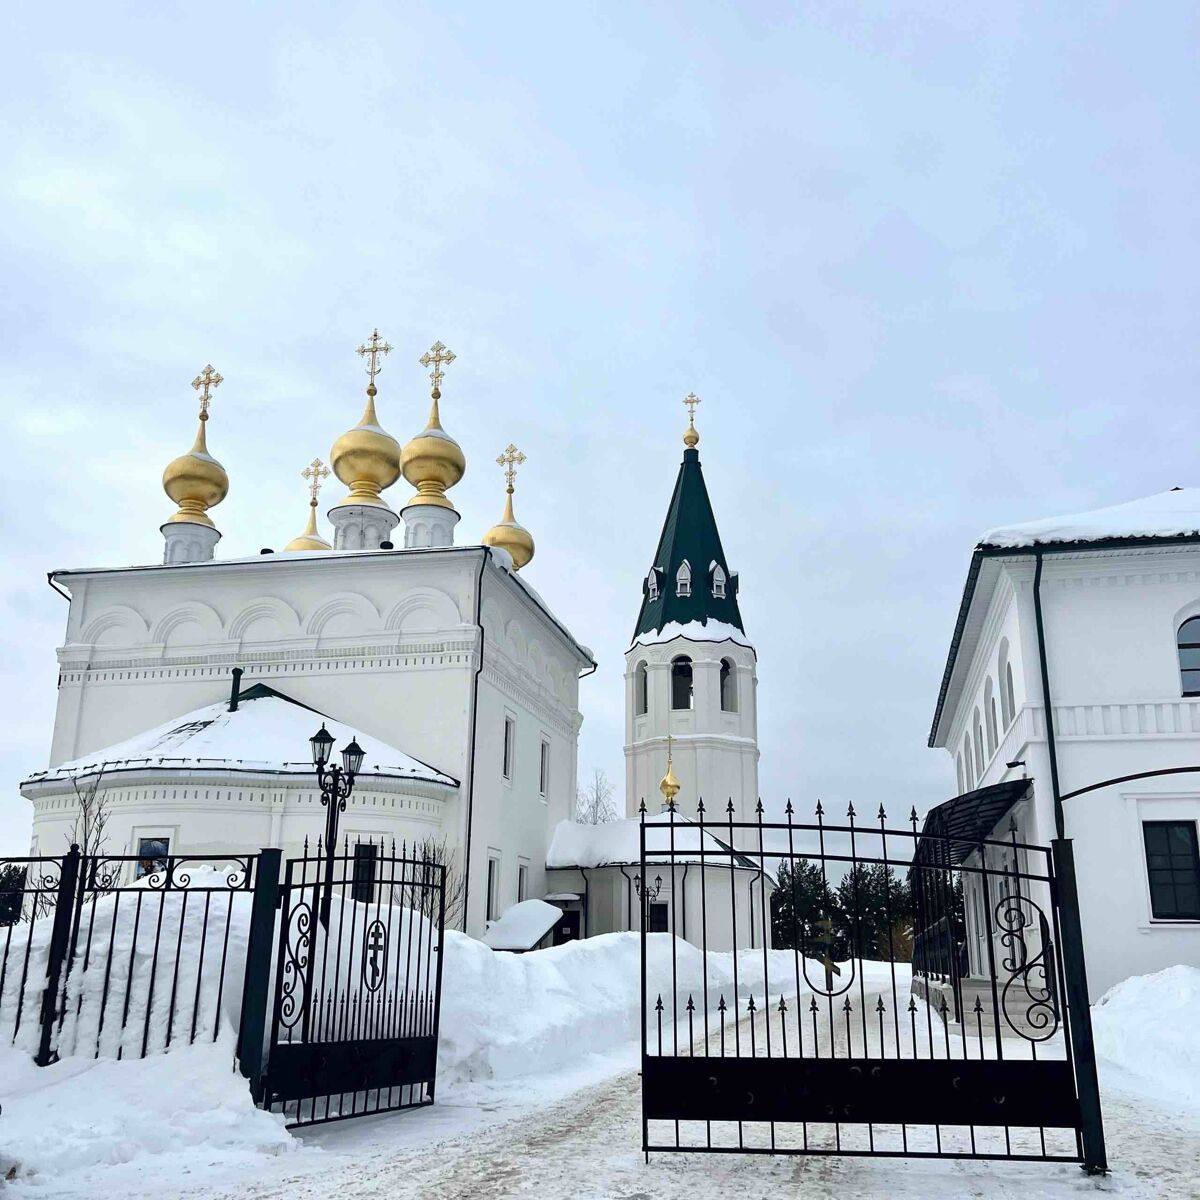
20, 341, 765, 945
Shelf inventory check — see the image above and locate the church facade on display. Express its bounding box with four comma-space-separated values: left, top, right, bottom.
928, 489, 1200, 999
21, 338, 593, 938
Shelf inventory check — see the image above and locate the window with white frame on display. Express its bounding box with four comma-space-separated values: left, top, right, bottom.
1142, 821, 1200, 919
635, 660, 649, 716
676, 560, 692, 597
712, 564, 726, 598
487, 854, 501, 921
647, 569, 659, 601
517, 862, 529, 904
135, 836, 171, 879
539, 738, 550, 798
502, 715, 515, 781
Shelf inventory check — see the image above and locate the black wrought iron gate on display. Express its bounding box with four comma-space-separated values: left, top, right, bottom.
639, 803, 1107, 1173
242, 842, 446, 1127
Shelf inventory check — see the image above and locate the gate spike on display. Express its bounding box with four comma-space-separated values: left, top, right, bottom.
655, 994, 664, 1013
639, 798, 646, 817
726, 799, 735, 817
877, 803, 887, 822
908, 997, 918, 1013
784, 799, 794, 818
718, 995, 727, 1013
696, 798, 705, 816
747, 994, 757, 1013
777, 995, 788, 1014
815, 799, 824, 818
809, 996, 819, 1013
846, 801, 856, 820
972, 996, 983, 1014
909, 806, 919, 827
686, 995, 695, 1013
875, 997, 885, 1014
843, 997, 852, 1013
755, 798, 764, 816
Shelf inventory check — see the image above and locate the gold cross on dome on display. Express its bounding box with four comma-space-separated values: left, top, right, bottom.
301, 457, 330, 504
496, 443, 526, 490
683, 392, 700, 424
419, 341, 456, 394
191, 365, 223, 417
356, 329, 392, 384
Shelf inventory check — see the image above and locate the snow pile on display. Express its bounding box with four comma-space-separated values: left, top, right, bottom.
0, 1034, 295, 1189
547, 812, 754, 869
436, 930, 824, 1085
1093, 964, 1200, 1112
981, 487, 1200, 548
482, 899, 561, 951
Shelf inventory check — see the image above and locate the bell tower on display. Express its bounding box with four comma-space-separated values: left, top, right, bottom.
623, 395, 760, 822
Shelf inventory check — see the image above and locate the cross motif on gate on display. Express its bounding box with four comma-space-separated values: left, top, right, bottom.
365, 923, 385, 989
191, 364, 223, 417
419, 340, 456, 395
356, 329, 392, 384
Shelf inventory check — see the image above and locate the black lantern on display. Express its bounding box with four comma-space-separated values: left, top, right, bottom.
342, 737, 366, 778
633, 872, 663, 901
310, 723, 335, 768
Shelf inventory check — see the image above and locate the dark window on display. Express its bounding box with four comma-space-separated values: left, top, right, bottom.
136, 836, 170, 879
518, 864, 528, 904
487, 856, 500, 921
502, 716, 515, 780
539, 740, 550, 796
647, 902, 669, 933
720, 658, 737, 712
1143, 821, 1200, 919
670, 656, 693, 710
1179, 618, 1200, 695
351, 842, 378, 904
635, 661, 648, 716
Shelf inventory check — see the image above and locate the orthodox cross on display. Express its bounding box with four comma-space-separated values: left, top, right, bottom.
496, 442, 526, 491
683, 391, 701, 426
302, 457, 330, 505
356, 329, 392, 384
191, 365, 223, 418
419, 341, 456, 394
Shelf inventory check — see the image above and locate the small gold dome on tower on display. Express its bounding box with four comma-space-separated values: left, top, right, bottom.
284, 458, 333, 552
330, 330, 402, 509
659, 735, 681, 805
482, 443, 535, 570
401, 341, 465, 510
163, 365, 229, 528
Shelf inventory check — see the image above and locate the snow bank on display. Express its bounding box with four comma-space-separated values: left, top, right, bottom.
0, 1034, 295, 1190
436, 930, 825, 1085
1093, 964, 1200, 1113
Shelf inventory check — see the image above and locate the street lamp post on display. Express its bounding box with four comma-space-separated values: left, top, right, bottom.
309, 723, 366, 927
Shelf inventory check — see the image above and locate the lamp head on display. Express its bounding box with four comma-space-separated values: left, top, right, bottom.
342, 737, 366, 778
310, 724, 335, 768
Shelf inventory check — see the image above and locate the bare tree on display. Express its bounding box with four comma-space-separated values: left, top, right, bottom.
576, 768, 617, 825
67, 768, 112, 857
388, 835, 467, 931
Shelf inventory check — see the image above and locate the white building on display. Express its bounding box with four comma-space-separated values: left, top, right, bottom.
20, 341, 594, 938
928, 488, 1200, 999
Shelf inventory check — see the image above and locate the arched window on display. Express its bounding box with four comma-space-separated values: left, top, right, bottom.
1004, 662, 1016, 724
712, 565, 726, 599
1179, 617, 1200, 696
956, 753, 965, 795
720, 658, 737, 711
984, 678, 998, 756
998, 641, 1014, 728
973, 708, 984, 775
962, 736, 974, 789
670, 655, 693, 710
676, 560, 692, 598
635, 661, 648, 716
646, 569, 658, 602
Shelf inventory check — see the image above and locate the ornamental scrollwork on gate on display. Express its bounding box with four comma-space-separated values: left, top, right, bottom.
278, 901, 313, 1030
993, 892, 1060, 1041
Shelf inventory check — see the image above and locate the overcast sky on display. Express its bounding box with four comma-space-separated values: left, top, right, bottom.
2, 3, 1198, 853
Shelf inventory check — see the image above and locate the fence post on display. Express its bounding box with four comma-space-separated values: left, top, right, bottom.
1051, 838, 1108, 1175
35, 845, 81, 1067
237, 848, 281, 1103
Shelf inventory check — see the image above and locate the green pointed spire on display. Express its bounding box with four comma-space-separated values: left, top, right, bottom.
632, 444, 744, 640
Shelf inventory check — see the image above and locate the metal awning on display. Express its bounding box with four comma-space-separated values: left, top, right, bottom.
915, 779, 1033, 865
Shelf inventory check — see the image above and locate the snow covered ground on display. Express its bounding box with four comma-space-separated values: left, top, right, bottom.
2, 938, 1197, 1199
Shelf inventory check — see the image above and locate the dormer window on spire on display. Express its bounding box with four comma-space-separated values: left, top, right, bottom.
676, 560, 692, 598
712, 564, 726, 599
647, 569, 659, 601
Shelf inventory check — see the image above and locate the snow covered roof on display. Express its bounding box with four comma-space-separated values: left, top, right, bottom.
980, 488, 1200, 548
630, 618, 752, 650
23, 684, 458, 789
546, 813, 760, 872
930, 487, 1200, 747
481, 899, 562, 951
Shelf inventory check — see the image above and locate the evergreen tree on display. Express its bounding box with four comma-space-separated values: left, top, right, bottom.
770, 858, 840, 952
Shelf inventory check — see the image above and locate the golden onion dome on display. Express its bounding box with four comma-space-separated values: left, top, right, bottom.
659, 736, 681, 804
330, 383, 402, 509
163, 366, 229, 528
401, 341, 465, 510
482, 442, 534, 570
284, 458, 332, 552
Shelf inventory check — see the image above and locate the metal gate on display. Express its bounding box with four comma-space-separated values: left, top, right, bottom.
252, 842, 446, 1127
639, 802, 1106, 1173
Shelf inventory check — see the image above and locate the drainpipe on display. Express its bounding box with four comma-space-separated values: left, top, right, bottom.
1031, 551, 1066, 839
460, 548, 491, 933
